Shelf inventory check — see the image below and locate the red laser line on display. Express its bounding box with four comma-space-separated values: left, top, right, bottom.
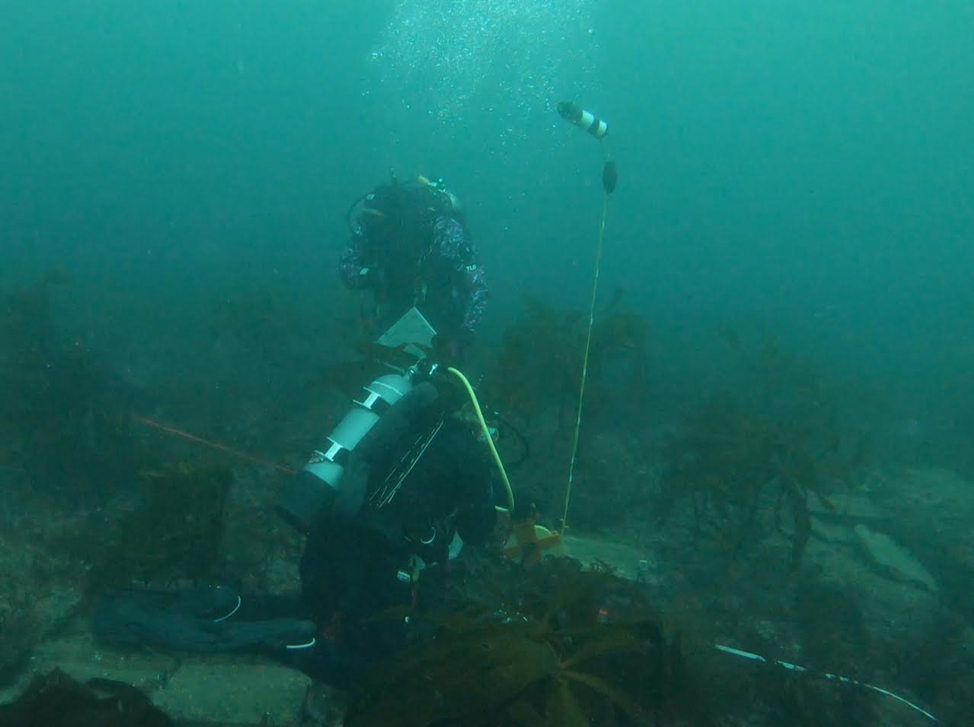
134, 416, 296, 475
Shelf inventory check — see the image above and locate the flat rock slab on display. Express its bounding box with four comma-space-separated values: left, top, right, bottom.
0, 630, 309, 725
810, 517, 855, 545
155, 659, 309, 725
0, 632, 174, 705
561, 535, 652, 581
803, 536, 942, 646
853, 524, 939, 592
807, 492, 883, 520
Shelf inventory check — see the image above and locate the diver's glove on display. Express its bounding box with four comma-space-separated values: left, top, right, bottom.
357, 265, 386, 289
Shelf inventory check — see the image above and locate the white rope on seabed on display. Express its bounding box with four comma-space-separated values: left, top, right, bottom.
715, 644, 938, 722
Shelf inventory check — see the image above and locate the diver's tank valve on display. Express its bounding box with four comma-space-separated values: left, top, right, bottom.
277, 368, 421, 532
557, 101, 608, 140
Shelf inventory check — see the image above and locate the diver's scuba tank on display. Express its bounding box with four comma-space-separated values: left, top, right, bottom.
278, 366, 430, 533
557, 101, 608, 140
277, 306, 442, 533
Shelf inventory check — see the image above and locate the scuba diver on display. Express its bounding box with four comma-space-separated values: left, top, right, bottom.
94, 314, 506, 689
93, 175, 505, 686
340, 175, 488, 361
94, 369, 500, 686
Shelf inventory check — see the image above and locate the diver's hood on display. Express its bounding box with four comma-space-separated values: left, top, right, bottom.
347, 176, 461, 238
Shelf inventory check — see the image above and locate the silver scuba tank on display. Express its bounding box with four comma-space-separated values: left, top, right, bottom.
277, 308, 437, 533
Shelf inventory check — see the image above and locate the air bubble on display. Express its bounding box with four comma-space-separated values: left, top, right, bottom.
366, 0, 599, 145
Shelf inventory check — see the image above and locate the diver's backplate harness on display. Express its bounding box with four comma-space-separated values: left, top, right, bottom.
368, 415, 445, 511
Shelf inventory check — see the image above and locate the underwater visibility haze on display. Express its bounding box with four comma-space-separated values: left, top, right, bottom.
1, 0, 973, 725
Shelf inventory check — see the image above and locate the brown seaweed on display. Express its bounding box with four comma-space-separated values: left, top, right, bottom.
483, 294, 650, 425
656, 334, 868, 569
0, 668, 171, 727
345, 556, 705, 727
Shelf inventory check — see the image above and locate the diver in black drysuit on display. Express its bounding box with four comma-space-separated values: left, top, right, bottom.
284, 388, 499, 685
94, 381, 498, 688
